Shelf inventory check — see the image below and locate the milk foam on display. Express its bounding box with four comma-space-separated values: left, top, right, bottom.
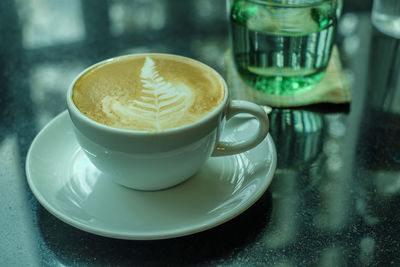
72, 54, 225, 131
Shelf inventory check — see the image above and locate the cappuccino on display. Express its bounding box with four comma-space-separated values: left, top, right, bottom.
72, 54, 225, 132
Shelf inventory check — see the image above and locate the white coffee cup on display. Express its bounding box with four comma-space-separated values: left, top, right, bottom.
66, 54, 269, 190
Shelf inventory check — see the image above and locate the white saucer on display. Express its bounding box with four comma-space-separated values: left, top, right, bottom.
26, 111, 277, 240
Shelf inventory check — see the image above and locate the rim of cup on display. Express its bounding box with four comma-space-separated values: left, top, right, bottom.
66, 53, 229, 137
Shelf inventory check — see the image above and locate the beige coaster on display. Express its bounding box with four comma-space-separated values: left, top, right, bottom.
226, 46, 351, 107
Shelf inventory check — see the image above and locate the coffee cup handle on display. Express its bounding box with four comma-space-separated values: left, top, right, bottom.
212, 100, 270, 157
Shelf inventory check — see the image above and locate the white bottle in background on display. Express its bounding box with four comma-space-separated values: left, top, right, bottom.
372, 0, 400, 38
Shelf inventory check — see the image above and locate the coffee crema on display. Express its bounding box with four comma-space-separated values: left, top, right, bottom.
72, 54, 225, 132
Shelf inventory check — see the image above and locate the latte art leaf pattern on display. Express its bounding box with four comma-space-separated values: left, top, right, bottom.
101, 56, 194, 131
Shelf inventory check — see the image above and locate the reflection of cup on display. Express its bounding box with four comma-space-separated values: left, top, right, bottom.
228, 0, 339, 95
66, 53, 269, 190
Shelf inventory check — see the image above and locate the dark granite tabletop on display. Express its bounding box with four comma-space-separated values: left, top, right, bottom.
2, 0, 400, 266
